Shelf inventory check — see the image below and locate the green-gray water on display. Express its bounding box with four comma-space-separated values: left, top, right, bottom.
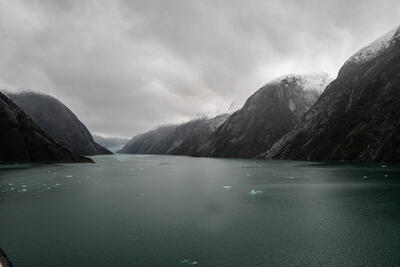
1, 155, 400, 266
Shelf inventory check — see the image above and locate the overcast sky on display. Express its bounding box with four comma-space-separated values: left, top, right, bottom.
0, 0, 399, 138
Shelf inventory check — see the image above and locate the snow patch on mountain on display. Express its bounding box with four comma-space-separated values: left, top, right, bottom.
264, 73, 331, 93
345, 26, 400, 65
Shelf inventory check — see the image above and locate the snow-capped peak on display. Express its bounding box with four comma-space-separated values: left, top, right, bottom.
264, 73, 331, 93
345, 26, 400, 65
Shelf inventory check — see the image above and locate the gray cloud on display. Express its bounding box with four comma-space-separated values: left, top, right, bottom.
0, 0, 399, 137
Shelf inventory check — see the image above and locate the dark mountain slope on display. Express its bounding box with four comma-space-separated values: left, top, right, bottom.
266, 26, 400, 163
200, 74, 330, 158
7, 91, 111, 156
0, 92, 91, 163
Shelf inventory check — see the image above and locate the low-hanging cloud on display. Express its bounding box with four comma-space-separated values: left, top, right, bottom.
0, 0, 399, 137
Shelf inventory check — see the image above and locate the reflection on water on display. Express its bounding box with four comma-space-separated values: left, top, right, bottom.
1, 155, 400, 266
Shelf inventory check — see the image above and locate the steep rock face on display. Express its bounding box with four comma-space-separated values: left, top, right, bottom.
200, 74, 330, 158
266, 26, 400, 163
7, 91, 111, 156
120, 114, 229, 155
0, 92, 91, 163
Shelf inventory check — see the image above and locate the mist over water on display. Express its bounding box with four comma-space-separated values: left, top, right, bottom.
1, 155, 400, 266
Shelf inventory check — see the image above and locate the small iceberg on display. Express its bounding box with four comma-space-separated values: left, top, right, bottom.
381, 165, 388, 168
65, 175, 73, 178
248, 189, 263, 195
181, 259, 198, 265
363, 176, 368, 179
223, 186, 232, 190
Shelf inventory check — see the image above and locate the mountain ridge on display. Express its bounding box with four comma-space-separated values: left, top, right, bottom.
198, 73, 330, 158
0, 92, 92, 163
6, 91, 112, 156
265, 25, 400, 163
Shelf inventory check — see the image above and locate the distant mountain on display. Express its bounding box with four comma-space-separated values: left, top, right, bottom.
7, 91, 112, 156
93, 135, 129, 153
120, 114, 229, 155
199, 74, 330, 158
169, 114, 230, 156
266, 26, 400, 163
120, 125, 176, 154
0, 92, 91, 163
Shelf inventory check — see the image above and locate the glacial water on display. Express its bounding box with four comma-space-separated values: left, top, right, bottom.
1, 155, 400, 266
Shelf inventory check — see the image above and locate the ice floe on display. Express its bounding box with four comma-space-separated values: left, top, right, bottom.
249, 189, 263, 195
181, 259, 198, 265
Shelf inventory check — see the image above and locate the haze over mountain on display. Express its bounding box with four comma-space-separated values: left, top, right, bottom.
7, 91, 111, 156
120, 114, 229, 155
266, 26, 400, 163
93, 135, 129, 153
0, 92, 91, 163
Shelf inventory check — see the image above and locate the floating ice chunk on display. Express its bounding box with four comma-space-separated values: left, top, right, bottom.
65, 175, 73, 178
248, 189, 263, 195
381, 165, 388, 168
21, 188, 27, 192
289, 176, 295, 179
55, 183, 62, 186
385, 175, 389, 178
363, 176, 368, 179
22, 185, 27, 188
246, 173, 251, 177
223, 186, 232, 190
181, 259, 198, 265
